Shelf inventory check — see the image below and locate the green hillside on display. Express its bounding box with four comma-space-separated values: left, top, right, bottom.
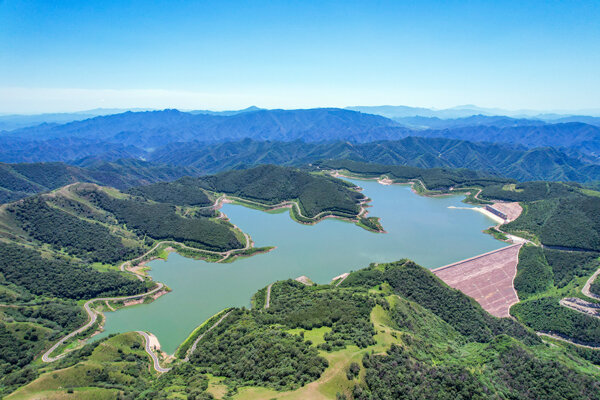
0, 159, 200, 204
149, 137, 600, 183
8, 261, 600, 399
128, 165, 377, 230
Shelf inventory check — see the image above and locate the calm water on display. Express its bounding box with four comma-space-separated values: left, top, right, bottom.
97, 179, 504, 353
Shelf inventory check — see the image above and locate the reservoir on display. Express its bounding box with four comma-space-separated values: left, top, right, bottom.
97, 179, 505, 353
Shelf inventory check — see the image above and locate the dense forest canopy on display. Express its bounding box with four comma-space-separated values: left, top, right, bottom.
21, 259, 592, 399
0, 159, 200, 204
2, 160, 600, 398
82, 188, 242, 252
0, 242, 146, 300
166, 164, 367, 219
315, 159, 513, 190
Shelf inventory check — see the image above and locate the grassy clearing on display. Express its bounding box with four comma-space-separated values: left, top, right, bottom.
7, 333, 148, 400
484, 227, 508, 241
206, 375, 228, 399
502, 183, 524, 192
7, 387, 120, 400
285, 326, 331, 347
580, 188, 600, 198
232, 303, 401, 400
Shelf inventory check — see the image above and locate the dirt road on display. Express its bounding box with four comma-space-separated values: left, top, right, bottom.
41, 283, 165, 362
137, 331, 171, 373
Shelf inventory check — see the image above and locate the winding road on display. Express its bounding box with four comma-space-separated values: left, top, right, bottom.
334, 273, 349, 287
537, 331, 600, 349
582, 266, 600, 300
183, 310, 232, 362
41, 283, 165, 362
137, 331, 171, 373
264, 283, 273, 309
120, 233, 252, 274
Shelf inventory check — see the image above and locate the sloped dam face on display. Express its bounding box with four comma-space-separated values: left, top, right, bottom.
97, 179, 504, 354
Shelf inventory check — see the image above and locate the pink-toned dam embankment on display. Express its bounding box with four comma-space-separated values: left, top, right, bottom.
433, 244, 522, 318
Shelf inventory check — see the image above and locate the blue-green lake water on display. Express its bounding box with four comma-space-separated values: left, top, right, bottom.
97, 179, 504, 353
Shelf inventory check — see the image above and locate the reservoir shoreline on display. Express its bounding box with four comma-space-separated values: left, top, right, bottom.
95, 178, 507, 354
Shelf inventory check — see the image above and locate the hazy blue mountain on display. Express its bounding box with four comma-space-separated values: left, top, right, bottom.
188, 106, 264, 116
347, 105, 600, 119
2, 108, 600, 164
347, 104, 522, 118
0, 108, 153, 131
2, 108, 407, 148
393, 115, 546, 129
0, 136, 146, 163
418, 122, 600, 157
547, 115, 600, 126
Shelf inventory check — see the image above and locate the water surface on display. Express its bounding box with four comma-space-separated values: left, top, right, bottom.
97, 179, 503, 353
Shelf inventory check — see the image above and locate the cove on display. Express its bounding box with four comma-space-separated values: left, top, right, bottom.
96, 179, 505, 354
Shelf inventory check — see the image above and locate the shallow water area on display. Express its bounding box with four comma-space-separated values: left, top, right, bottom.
96, 179, 504, 353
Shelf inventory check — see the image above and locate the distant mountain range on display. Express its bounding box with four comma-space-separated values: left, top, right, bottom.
3, 108, 600, 157
347, 105, 600, 119
0, 106, 262, 131
2, 136, 599, 205
0, 108, 409, 149
1, 107, 600, 185
148, 138, 600, 183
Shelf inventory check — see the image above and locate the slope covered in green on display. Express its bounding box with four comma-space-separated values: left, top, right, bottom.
149, 137, 600, 182
315, 159, 512, 191
131, 165, 369, 222
0, 159, 200, 204
8, 260, 600, 400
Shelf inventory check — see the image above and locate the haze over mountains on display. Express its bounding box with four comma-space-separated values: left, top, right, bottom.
1, 106, 600, 192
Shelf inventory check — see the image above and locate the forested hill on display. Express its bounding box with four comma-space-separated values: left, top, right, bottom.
315, 159, 513, 190
10, 259, 600, 399
149, 138, 600, 183
480, 181, 600, 252
417, 122, 600, 156
0, 178, 246, 384
129, 165, 368, 221
0, 159, 200, 204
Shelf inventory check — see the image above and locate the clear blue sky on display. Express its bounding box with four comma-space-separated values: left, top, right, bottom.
1, 0, 599, 113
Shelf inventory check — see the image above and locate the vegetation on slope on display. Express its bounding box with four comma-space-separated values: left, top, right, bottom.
489, 182, 600, 345
480, 181, 582, 202
509, 244, 600, 345
83, 188, 242, 252
479, 182, 600, 251
189, 309, 329, 391
315, 159, 512, 191
149, 137, 600, 182
8, 260, 600, 399
193, 165, 364, 219
126, 179, 212, 206
4, 333, 158, 400
513, 246, 554, 299
513, 297, 600, 345
0, 242, 146, 300
0, 159, 200, 204
342, 261, 536, 344
9, 197, 140, 263
0, 302, 85, 386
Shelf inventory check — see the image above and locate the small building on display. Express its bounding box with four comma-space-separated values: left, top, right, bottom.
485, 205, 508, 220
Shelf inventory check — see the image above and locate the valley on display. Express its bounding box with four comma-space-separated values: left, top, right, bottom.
4, 2, 600, 398
96, 178, 504, 354
2, 164, 600, 399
